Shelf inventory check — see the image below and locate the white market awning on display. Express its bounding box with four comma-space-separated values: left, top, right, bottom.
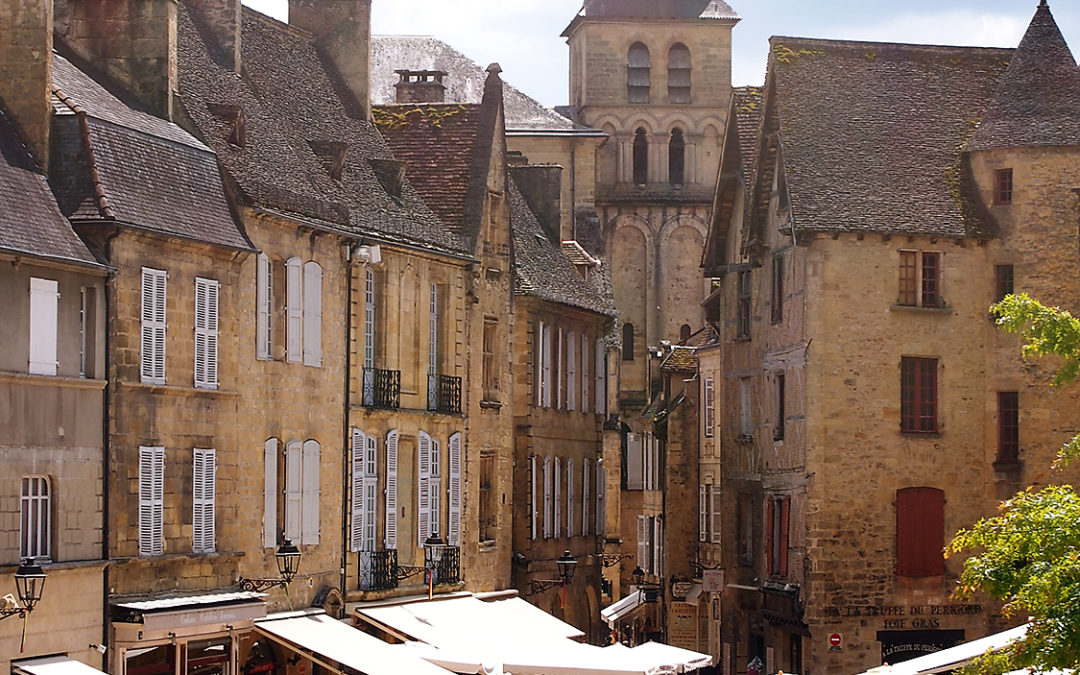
601, 592, 644, 626
853, 624, 1028, 675
13, 657, 107, 675
255, 611, 455, 675
391, 641, 503, 675
504, 642, 676, 675
629, 642, 714, 673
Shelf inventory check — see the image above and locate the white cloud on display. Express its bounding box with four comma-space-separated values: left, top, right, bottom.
835, 11, 1027, 48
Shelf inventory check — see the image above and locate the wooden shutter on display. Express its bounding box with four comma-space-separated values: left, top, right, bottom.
637, 516, 649, 572
139, 446, 165, 556
766, 498, 775, 575
626, 433, 644, 490
29, 278, 59, 376
581, 333, 590, 413
385, 430, 399, 549
264, 438, 278, 548
699, 485, 707, 542
350, 429, 366, 552
303, 262, 322, 367
285, 258, 303, 363
534, 322, 543, 407
567, 332, 576, 411
543, 456, 552, 538
779, 497, 790, 576
194, 278, 219, 389
530, 455, 538, 540
556, 327, 564, 409
448, 432, 462, 546
896, 487, 945, 576
554, 457, 562, 538
301, 440, 321, 545
141, 268, 167, 384
284, 441, 302, 542
595, 339, 605, 414
582, 458, 591, 536
567, 458, 576, 537
193, 448, 216, 553
542, 324, 552, 408
418, 431, 431, 547
596, 459, 606, 536
710, 485, 723, 544
256, 253, 271, 360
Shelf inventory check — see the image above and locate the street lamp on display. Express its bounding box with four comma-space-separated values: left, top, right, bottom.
632, 566, 661, 603
1, 560, 47, 621
238, 540, 302, 592
528, 550, 578, 596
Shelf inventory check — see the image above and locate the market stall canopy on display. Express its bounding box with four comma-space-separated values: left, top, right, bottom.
503, 641, 677, 675
601, 592, 644, 626
391, 640, 503, 675
13, 657, 107, 675
628, 642, 714, 673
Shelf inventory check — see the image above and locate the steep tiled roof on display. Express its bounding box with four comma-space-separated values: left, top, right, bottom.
768, 36, 1012, 238
371, 37, 580, 132
580, 0, 738, 20
660, 346, 697, 373
0, 108, 99, 266
969, 2, 1080, 151
49, 54, 250, 250
731, 87, 763, 179
176, 7, 466, 254
510, 174, 616, 317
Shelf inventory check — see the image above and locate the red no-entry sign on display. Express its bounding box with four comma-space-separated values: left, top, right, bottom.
829, 634, 842, 647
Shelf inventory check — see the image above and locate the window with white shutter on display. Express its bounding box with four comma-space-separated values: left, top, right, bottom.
428, 285, 439, 410
385, 430, 399, 549
637, 516, 648, 573
29, 278, 59, 376
567, 457, 575, 537
285, 258, 303, 363
567, 332, 576, 411
256, 253, 272, 360
264, 439, 278, 548
582, 458, 591, 536
301, 440, 321, 544
364, 434, 378, 551
194, 278, 219, 389
556, 327, 564, 409
284, 441, 302, 542
303, 261, 322, 367
699, 485, 708, 542
643, 433, 653, 490
596, 459, 606, 536
554, 457, 562, 538
20, 476, 51, 561
595, 339, 605, 414
710, 485, 723, 544
530, 455, 538, 540
193, 448, 216, 553
448, 432, 462, 546
430, 439, 442, 537
350, 429, 366, 552
542, 324, 552, 408
581, 333, 590, 414
141, 268, 167, 384
418, 431, 431, 547
139, 446, 165, 556
543, 456, 552, 539
534, 322, 543, 407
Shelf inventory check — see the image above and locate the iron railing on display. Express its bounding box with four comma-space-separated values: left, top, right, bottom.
433, 545, 461, 585
428, 374, 462, 414
363, 368, 401, 409
358, 549, 399, 591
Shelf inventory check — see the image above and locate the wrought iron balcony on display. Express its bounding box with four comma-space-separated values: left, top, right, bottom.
358, 549, 400, 591
428, 373, 462, 414
363, 368, 401, 409
432, 545, 461, 585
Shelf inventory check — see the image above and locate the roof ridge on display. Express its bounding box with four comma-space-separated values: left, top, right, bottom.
770, 34, 1015, 54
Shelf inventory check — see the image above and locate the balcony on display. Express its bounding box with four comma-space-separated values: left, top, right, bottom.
358, 549, 399, 591
428, 374, 462, 414
432, 545, 461, 585
363, 368, 401, 409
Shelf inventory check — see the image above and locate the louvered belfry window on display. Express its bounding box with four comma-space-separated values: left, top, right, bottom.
668, 43, 691, 103
194, 278, 219, 389
141, 268, 167, 384
628, 42, 651, 103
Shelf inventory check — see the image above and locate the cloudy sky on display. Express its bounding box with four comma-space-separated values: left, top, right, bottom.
241, 0, 1080, 107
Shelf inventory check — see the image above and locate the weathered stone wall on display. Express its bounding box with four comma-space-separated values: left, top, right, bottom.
509, 135, 602, 242
0, 0, 53, 168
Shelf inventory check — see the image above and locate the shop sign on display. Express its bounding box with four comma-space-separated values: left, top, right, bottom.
702, 570, 725, 593
668, 602, 699, 651
672, 582, 693, 599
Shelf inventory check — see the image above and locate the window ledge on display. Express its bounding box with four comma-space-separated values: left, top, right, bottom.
480, 400, 503, 410
900, 429, 941, 437
119, 380, 241, 399
993, 458, 1023, 472
735, 434, 753, 444
111, 550, 247, 565
733, 336, 751, 343
0, 371, 107, 390
891, 304, 951, 314
0, 558, 109, 574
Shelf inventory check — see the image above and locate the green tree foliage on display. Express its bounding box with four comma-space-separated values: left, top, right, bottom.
947, 293, 1080, 672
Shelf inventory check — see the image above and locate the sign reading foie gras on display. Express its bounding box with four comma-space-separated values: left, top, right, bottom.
668, 602, 700, 651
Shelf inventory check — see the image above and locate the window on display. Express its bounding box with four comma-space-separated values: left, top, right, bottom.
622, 322, 635, 361
766, 495, 790, 577
896, 487, 945, 576
898, 251, 942, 308
710, 484, 722, 544
668, 43, 691, 103
669, 128, 685, 185
79, 288, 89, 377
286, 257, 303, 363
194, 278, 220, 389
483, 319, 498, 401
698, 485, 707, 543
737, 493, 753, 567
626, 432, 644, 490
901, 357, 938, 433
774, 373, 786, 441
20, 476, 50, 561
192, 448, 216, 554
29, 277, 59, 377
596, 459, 606, 536
448, 432, 462, 546
567, 331, 577, 411
582, 458, 591, 536
530, 455, 538, 540
417, 432, 442, 544
285, 440, 321, 545
995, 168, 1013, 205
633, 128, 648, 185
543, 455, 553, 538
703, 377, 715, 438
141, 268, 167, 384
737, 270, 751, 339
479, 452, 496, 542
771, 254, 784, 324
581, 333, 590, 414
738, 377, 752, 437
139, 446, 165, 556
680, 324, 691, 342
627, 42, 650, 103
998, 392, 1019, 462
263, 438, 279, 548
595, 338, 606, 414
556, 327, 564, 410
350, 429, 378, 553
554, 457, 562, 538
364, 269, 376, 370
567, 457, 576, 537
256, 253, 273, 359
995, 264, 1014, 303
385, 430, 398, 549
303, 261, 323, 367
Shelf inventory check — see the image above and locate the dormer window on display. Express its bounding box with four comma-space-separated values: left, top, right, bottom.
207, 103, 246, 148
369, 158, 407, 199
309, 141, 348, 181
561, 241, 600, 281
628, 43, 651, 104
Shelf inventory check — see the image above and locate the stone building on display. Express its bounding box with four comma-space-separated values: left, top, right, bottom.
701, 3, 1080, 674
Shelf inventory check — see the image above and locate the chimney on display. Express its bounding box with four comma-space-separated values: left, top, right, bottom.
53, 0, 177, 119
511, 164, 564, 243
0, 0, 54, 169
185, 0, 242, 73
289, 0, 372, 120
394, 70, 448, 104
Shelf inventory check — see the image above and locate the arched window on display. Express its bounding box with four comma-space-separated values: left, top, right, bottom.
680, 324, 691, 342
622, 323, 635, 361
669, 128, 686, 185
668, 43, 691, 103
633, 128, 648, 185
628, 42, 651, 103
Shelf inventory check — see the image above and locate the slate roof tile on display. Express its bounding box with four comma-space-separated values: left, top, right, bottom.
731, 86, 763, 179
580, 0, 738, 20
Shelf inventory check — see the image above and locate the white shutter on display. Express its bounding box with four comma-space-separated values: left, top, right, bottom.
530, 455, 538, 540
303, 262, 322, 367
567, 332, 576, 411
595, 339, 605, 414
256, 253, 271, 360
193, 448, 216, 553
301, 440, 321, 544
285, 258, 303, 363
567, 458, 575, 537
194, 278, 219, 389
430, 439, 441, 537
554, 457, 562, 538
141, 268, 167, 384
139, 446, 164, 556
350, 429, 366, 552
556, 327, 564, 409
28, 278, 59, 376
637, 516, 648, 573
710, 485, 723, 544
448, 432, 462, 546
364, 434, 378, 552
643, 433, 652, 490
699, 485, 708, 542
543, 456, 552, 539
385, 430, 399, 549
582, 458, 591, 536
542, 324, 552, 408
284, 441, 302, 542
264, 439, 278, 548
581, 333, 589, 414
418, 431, 431, 547
655, 517, 664, 577
534, 322, 543, 407
596, 459, 606, 536
627, 433, 644, 490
